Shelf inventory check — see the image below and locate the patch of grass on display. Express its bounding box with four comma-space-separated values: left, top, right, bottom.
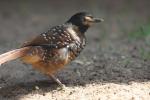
128, 23, 150, 39
139, 48, 150, 60
127, 23, 150, 60
122, 58, 131, 68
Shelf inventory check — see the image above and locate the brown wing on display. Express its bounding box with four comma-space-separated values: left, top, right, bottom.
21, 34, 50, 47
21, 25, 75, 63
21, 25, 74, 49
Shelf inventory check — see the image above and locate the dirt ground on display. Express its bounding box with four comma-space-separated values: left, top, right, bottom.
0, 0, 150, 100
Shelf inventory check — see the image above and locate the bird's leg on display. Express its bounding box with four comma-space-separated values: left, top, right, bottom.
49, 74, 65, 89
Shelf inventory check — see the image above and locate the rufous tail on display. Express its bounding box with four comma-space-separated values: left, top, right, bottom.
0, 47, 30, 65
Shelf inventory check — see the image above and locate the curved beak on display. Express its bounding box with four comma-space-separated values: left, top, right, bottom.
93, 18, 104, 23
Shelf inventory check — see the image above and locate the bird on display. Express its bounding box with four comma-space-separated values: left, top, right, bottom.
0, 12, 103, 88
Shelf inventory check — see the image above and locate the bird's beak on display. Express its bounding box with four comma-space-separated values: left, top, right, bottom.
93, 18, 104, 23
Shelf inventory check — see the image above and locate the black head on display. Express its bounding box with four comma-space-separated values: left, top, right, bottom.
66, 12, 104, 33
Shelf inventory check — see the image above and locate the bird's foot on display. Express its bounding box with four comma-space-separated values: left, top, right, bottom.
49, 74, 67, 91
57, 84, 67, 91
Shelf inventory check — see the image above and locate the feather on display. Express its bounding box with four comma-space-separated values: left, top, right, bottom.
0, 47, 30, 65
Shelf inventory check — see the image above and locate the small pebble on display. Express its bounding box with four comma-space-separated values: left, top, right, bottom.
35, 86, 39, 90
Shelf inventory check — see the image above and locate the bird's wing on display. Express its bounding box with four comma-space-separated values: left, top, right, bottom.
22, 25, 73, 49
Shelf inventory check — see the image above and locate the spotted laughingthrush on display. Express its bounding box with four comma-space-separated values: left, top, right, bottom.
0, 12, 103, 88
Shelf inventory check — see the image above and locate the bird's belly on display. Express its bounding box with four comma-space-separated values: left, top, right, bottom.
21, 47, 71, 74
31, 59, 69, 74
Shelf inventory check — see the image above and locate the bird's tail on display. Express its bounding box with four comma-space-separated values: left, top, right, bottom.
0, 47, 30, 65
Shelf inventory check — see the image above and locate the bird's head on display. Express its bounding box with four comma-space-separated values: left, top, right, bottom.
66, 12, 104, 33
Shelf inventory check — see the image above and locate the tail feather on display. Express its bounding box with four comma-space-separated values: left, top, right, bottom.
0, 47, 30, 65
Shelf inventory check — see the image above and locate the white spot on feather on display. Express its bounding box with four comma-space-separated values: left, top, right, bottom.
58, 48, 68, 61
52, 36, 56, 39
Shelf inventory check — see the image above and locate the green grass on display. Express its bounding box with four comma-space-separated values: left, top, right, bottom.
127, 22, 150, 60
139, 48, 150, 60
128, 23, 150, 39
